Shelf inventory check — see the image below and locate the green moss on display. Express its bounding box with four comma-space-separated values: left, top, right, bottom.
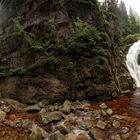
11, 18, 111, 76
14, 19, 24, 35
10, 67, 27, 75
122, 33, 140, 52
65, 18, 111, 54
27, 56, 60, 71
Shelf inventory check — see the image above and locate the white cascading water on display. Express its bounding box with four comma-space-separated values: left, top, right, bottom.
126, 40, 140, 87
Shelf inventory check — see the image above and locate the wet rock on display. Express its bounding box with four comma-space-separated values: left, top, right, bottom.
7, 120, 17, 128
45, 106, 49, 112
110, 134, 121, 140
56, 125, 69, 135
37, 111, 63, 124
9, 114, 16, 121
96, 120, 106, 130
3, 119, 11, 126
90, 127, 106, 140
112, 120, 120, 128
30, 127, 48, 140
80, 102, 90, 111
8, 104, 25, 113
76, 133, 88, 140
62, 100, 72, 114
111, 115, 123, 120
50, 132, 65, 140
41, 99, 49, 105
121, 127, 130, 134
21, 119, 33, 129
37, 101, 45, 108
59, 105, 63, 111
106, 108, 113, 115
49, 105, 55, 112
101, 110, 107, 116
1, 105, 11, 113
54, 103, 59, 111
26, 104, 41, 112
0, 110, 6, 122
66, 133, 77, 140
3, 119, 22, 128
112, 92, 118, 98
78, 120, 93, 130
92, 110, 101, 119
38, 108, 46, 114
99, 103, 107, 109
121, 133, 131, 139
73, 101, 90, 111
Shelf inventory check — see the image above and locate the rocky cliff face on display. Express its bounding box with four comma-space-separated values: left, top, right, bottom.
0, 0, 133, 103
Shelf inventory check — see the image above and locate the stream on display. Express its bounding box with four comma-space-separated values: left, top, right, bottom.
0, 93, 139, 140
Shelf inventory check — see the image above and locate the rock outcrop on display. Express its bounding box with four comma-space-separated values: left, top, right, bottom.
0, 0, 132, 103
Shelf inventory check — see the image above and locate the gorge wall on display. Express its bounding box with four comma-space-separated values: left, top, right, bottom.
0, 0, 133, 103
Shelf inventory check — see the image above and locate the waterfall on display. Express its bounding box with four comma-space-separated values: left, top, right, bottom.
126, 40, 140, 87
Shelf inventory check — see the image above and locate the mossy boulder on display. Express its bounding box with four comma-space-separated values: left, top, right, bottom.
37, 111, 63, 124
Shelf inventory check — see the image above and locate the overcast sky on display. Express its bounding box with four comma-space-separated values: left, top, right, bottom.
122, 0, 140, 16
99, 0, 140, 16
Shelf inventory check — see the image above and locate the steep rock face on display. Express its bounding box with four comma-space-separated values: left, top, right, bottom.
0, 0, 132, 103
65, 0, 105, 30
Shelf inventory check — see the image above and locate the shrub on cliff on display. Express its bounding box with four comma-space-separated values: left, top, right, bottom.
65, 18, 111, 55
122, 33, 140, 53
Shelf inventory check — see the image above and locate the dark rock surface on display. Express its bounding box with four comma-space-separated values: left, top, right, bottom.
0, 0, 132, 103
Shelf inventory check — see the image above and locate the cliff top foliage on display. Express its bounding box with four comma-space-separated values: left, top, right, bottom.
122, 33, 140, 53
5, 17, 111, 76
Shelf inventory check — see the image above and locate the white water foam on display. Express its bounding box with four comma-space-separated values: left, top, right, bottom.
126, 40, 140, 87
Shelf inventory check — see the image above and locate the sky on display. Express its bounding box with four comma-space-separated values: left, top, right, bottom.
99, 0, 140, 16
122, 0, 140, 16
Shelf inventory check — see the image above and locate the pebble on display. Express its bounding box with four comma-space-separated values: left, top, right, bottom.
76, 133, 88, 140
106, 108, 113, 115
99, 103, 108, 109
121, 127, 130, 133
121, 133, 130, 139
66, 133, 77, 140
0, 110, 6, 122
101, 110, 107, 116
96, 120, 106, 130
112, 120, 120, 128
111, 134, 121, 140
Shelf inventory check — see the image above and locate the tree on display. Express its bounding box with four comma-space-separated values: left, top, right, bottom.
128, 8, 140, 34
118, 1, 128, 36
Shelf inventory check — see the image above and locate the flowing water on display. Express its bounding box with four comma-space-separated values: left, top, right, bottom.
126, 40, 140, 87
126, 40, 140, 116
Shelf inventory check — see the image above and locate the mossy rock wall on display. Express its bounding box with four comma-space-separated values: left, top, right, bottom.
0, 0, 132, 103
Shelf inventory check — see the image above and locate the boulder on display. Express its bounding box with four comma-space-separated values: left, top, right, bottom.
66, 133, 77, 140
21, 119, 33, 129
112, 120, 120, 128
106, 108, 113, 115
99, 103, 108, 109
37, 111, 63, 124
56, 125, 70, 135
0, 110, 6, 122
30, 127, 48, 140
50, 132, 65, 140
96, 120, 107, 130
90, 127, 106, 140
76, 133, 88, 140
62, 100, 72, 114
26, 104, 41, 112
